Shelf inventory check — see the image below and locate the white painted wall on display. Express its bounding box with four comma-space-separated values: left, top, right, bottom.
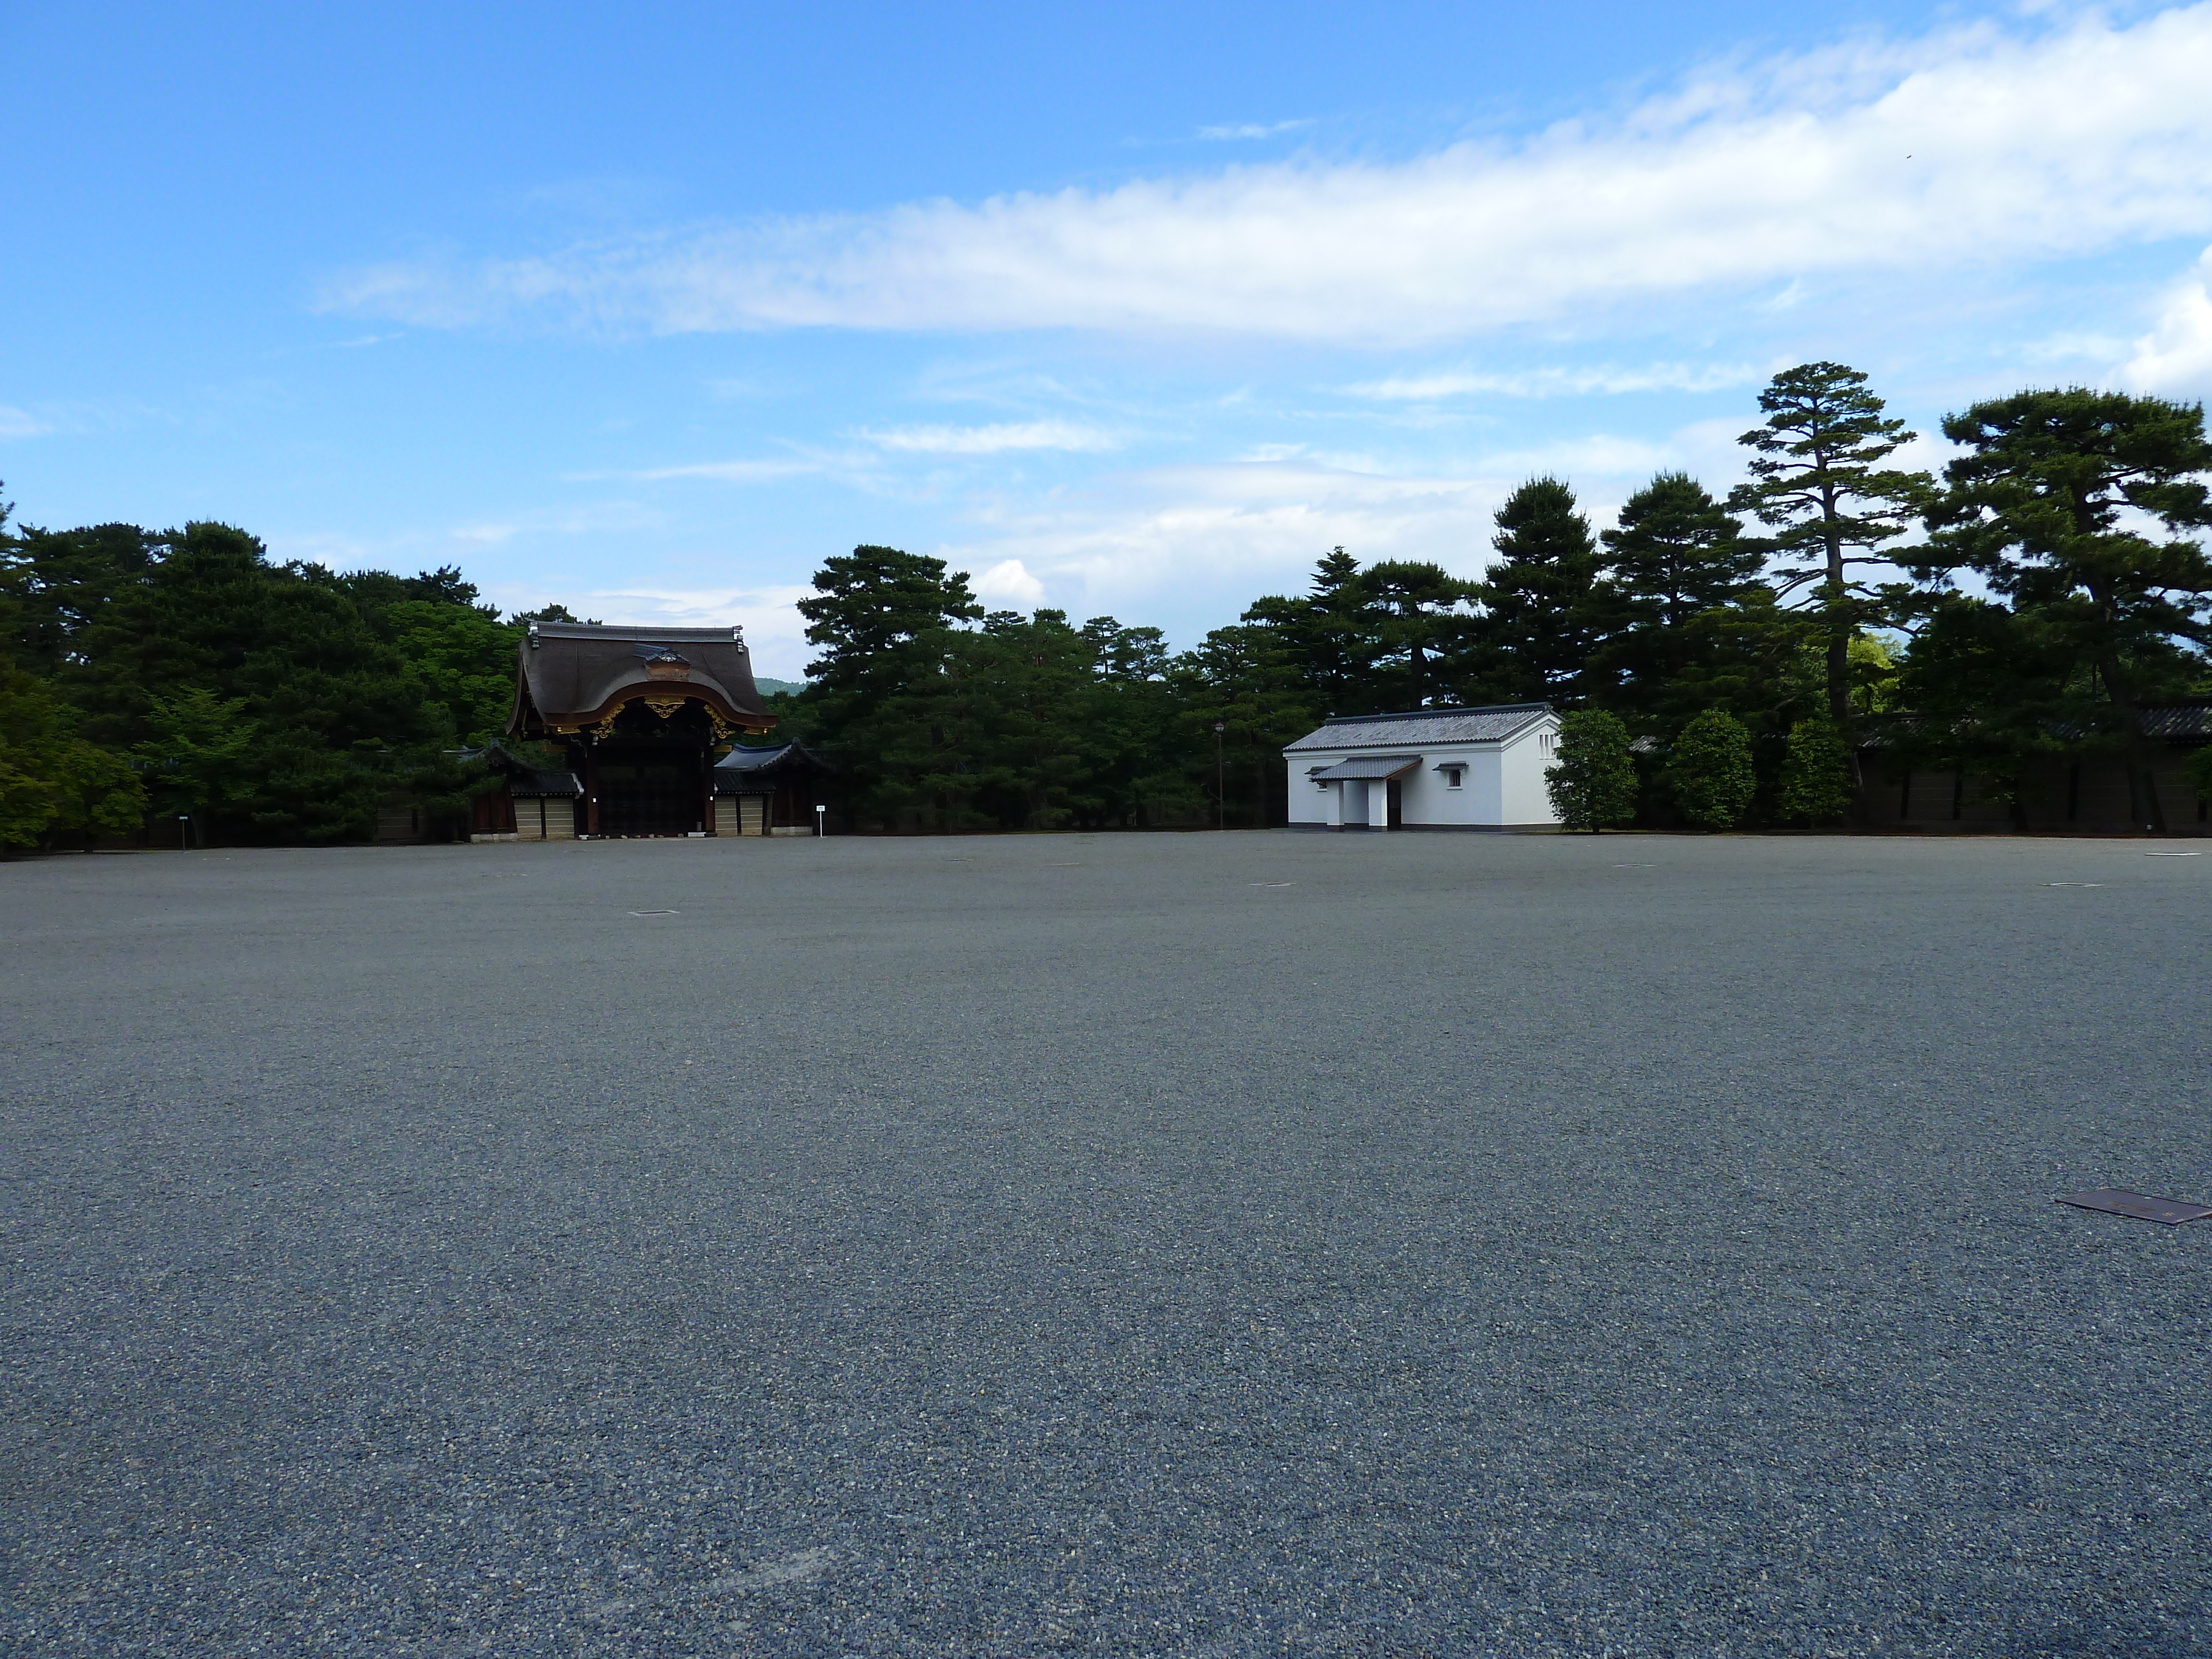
1499, 726, 1561, 826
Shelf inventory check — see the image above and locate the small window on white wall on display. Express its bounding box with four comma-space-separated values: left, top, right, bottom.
1440, 765, 1464, 789
1540, 732, 1555, 754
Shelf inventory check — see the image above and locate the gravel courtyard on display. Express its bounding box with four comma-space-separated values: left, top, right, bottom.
4, 831, 2208, 1656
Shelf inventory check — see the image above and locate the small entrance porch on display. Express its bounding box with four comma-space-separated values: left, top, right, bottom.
1312, 754, 1418, 829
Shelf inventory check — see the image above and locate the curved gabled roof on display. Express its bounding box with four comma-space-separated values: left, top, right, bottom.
508, 622, 777, 735
711, 738, 836, 792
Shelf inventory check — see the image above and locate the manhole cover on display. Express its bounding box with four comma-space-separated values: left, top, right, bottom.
2057, 1189, 2212, 1225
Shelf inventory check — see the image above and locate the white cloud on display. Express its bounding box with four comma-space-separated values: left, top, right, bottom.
0, 405, 51, 438
2117, 244, 2212, 393
863, 419, 1120, 455
933, 434, 1720, 624
631, 457, 821, 482
1196, 119, 1313, 141
971, 557, 1047, 608
450, 501, 664, 545
1349, 363, 1765, 400
606, 446, 897, 493
327, 8, 2212, 346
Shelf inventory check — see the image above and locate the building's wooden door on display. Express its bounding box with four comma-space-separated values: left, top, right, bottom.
1386, 778, 1404, 828
597, 754, 703, 836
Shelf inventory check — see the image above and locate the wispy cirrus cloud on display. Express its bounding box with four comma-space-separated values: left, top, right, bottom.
0, 405, 53, 438
863, 419, 1120, 455
450, 500, 665, 545
324, 8, 2212, 346
1195, 118, 1313, 142
630, 457, 822, 482
1348, 362, 1765, 400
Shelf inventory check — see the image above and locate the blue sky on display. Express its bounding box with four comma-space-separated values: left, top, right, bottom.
7, 2, 2212, 678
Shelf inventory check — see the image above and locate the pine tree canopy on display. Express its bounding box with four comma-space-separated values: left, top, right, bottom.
1477, 478, 1601, 705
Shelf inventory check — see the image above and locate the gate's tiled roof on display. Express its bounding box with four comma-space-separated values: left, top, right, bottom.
509, 622, 774, 734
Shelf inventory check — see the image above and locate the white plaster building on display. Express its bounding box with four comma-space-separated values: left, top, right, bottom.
1284, 703, 1562, 830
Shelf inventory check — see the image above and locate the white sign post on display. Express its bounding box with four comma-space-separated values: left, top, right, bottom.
815, 804, 826, 837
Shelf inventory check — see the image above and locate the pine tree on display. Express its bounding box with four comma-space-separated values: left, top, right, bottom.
796, 545, 983, 701
1915, 388, 2212, 832
1241, 547, 1385, 716
1595, 471, 1759, 722
1360, 559, 1477, 710
1728, 364, 1930, 739
1474, 479, 1600, 705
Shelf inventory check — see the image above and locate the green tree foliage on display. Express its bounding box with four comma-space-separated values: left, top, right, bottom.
798, 544, 984, 699
1846, 633, 1901, 715
2, 521, 160, 678
1593, 471, 1763, 724
2, 507, 539, 846
1545, 708, 1637, 832
1239, 547, 1386, 716
135, 689, 257, 842
1173, 620, 1317, 828
337, 565, 522, 744
60, 524, 436, 842
1668, 708, 1757, 830
0, 492, 150, 849
1729, 364, 1931, 733
0, 667, 149, 850
1473, 478, 1601, 705
0, 662, 146, 848
1777, 718, 1853, 826
1360, 560, 1477, 711
1890, 595, 2068, 826
1910, 388, 2212, 830
789, 554, 1201, 831
790, 545, 987, 827
0, 667, 65, 847
2186, 744, 2212, 807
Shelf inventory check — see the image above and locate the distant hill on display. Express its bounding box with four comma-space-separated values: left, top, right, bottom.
754, 678, 807, 698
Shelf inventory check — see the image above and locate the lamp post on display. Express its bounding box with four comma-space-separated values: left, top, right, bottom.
1213, 722, 1226, 831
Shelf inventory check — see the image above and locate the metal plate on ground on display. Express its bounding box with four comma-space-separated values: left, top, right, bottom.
2056, 1189, 2212, 1225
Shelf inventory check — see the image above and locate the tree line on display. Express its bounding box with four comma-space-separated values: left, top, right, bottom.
781, 365, 2211, 832
3, 362, 2206, 848
0, 517, 566, 847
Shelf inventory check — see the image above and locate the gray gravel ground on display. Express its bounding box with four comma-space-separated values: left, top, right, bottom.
3, 830, 2209, 1657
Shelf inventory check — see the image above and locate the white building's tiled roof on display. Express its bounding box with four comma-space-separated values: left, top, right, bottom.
1284, 703, 1553, 752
